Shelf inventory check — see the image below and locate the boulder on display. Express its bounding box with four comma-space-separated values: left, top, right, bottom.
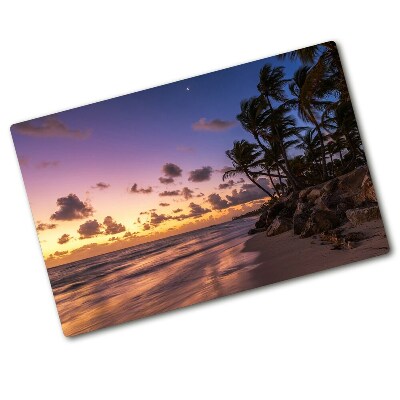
293, 201, 312, 235
337, 166, 368, 195
266, 216, 292, 237
300, 209, 341, 238
345, 206, 381, 226
355, 174, 377, 204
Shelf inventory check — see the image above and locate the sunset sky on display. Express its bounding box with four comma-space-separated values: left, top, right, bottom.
11, 53, 302, 267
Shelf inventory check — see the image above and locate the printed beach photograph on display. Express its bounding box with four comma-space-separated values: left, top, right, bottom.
11, 42, 389, 336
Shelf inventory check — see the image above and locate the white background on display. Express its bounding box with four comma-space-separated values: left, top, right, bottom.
1, 1, 399, 399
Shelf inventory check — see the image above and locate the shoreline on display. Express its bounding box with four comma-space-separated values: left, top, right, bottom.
242, 219, 389, 288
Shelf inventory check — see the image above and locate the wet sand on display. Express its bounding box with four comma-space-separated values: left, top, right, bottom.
243, 219, 389, 287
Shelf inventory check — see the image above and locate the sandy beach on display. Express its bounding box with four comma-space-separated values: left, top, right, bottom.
243, 219, 389, 287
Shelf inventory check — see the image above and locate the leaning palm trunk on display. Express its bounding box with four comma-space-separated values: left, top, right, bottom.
266, 167, 280, 197
244, 170, 274, 198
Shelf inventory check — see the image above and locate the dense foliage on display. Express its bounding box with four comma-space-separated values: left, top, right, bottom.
224, 42, 366, 197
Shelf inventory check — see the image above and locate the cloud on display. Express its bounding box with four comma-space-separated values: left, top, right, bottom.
218, 179, 236, 190
188, 166, 213, 182
226, 179, 269, 206
181, 187, 194, 200
159, 190, 181, 197
208, 193, 229, 210
103, 216, 126, 235
143, 223, 151, 231
36, 222, 57, 231
159, 202, 170, 207
192, 118, 236, 132
187, 202, 211, 217
129, 184, 153, 194
36, 161, 59, 169
218, 178, 244, 190
123, 231, 137, 239
162, 163, 182, 178
172, 208, 183, 213
91, 182, 110, 190
150, 212, 173, 226
174, 202, 211, 221
208, 179, 269, 210
46, 251, 69, 261
12, 117, 90, 139
159, 177, 174, 184
78, 220, 103, 239
54, 251, 68, 257
58, 234, 72, 245
50, 194, 94, 221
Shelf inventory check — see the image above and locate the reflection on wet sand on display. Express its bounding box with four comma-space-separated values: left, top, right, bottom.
50, 218, 259, 336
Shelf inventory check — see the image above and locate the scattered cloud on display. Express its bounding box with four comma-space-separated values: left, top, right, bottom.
149, 212, 173, 226
181, 187, 194, 200
78, 219, 103, 239
159, 177, 174, 184
192, 117, 236, 132
36, 161, 59, 169
208, 193, 230, 210
129, 184, 153, 194
159, 202, 170, 207
159, 190, 181, 197
218, 178, 244, 190
143, 223, 151, 231
92, 182, 110, 190
50, 194, 94, 221
46, 250, 69, 261
208, 179, 269, 210
188, 166, 213, 182
162, 163, 182, 178
58, 234, 72, 245
103, 216, 126, 235
148, 202, 211, 227
12, 117, 90, 139
187, 202, 211, 217
36, 222, 57, 231
226, 179, 269, 206
123, 231, 137, 239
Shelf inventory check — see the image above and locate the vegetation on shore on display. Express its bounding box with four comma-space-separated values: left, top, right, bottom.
224, 42, 366, 196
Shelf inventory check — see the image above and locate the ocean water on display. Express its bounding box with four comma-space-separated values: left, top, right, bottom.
48, 217, 260, 336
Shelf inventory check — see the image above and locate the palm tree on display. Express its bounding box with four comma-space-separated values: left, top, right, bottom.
322, 101, 365, 168
287, 65, 330, 180
281, 41, 349, 103
224, 140, 274, 197
259, 147, 282, 197
236, 96, 269, 153
294, 128, 321, 167
257, 64, 303, 190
